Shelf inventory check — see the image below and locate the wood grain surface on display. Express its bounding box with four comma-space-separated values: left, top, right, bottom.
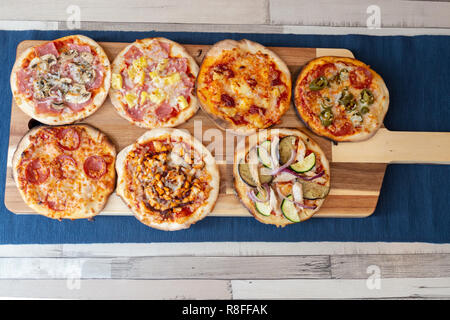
5, 40, 450, 219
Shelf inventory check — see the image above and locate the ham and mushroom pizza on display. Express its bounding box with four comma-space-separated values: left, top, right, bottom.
12, 124, 116, 220
116, 128, 220, 231
233, 128, 330, 227
110, 38, 199, 128
10, 35, 111, 125
294, 56, 389, 142
196, 39, 291, 135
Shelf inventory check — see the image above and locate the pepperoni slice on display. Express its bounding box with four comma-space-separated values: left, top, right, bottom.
57, 128, 81, 151
46, 197, 66, 211
51, 155, 77, 180
83, 155, 107, 179
25, 159, 49, 185
349, 67, 373, 89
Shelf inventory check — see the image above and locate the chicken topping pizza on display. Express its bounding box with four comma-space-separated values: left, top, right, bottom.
234, 129, 330, 227
116, 129, 219, 230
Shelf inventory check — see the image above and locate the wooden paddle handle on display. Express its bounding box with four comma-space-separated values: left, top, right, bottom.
332, 128, 450, 164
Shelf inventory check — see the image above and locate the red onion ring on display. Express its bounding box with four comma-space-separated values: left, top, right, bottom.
281, 168, 325, 181
270, 150, 296, 175
247, 184, 270, 203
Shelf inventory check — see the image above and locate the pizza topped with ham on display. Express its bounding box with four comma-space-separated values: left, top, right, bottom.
196, 39, 291, 135
294, 56, 389, 142
116, 128, 219, 231
12, 124, 116, 220
110, 38, 199, 128
10, 35, 111, 125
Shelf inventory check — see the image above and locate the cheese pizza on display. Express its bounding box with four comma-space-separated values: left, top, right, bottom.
234, 128, 330, 227
12, 124, 116, 220
116, 128, 219, 231
196, 39, 291, 135
294, 56, 389, 142
110, 38, 199, 128
10, 35, 111, 125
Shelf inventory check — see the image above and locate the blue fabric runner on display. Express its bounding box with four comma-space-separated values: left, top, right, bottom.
0, 30, 449, 244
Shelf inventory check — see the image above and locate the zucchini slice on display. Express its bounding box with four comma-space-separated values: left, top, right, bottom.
257, 140, 272, 168
254, 192, 272, 216
238, 159, 273, 187
290, 153, 316, 173
281, 195, 301, 223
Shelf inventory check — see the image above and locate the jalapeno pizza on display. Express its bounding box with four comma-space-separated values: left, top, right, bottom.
233, 128, 330, 226
110, 38, 199, 128
12, 124, 116, 220
116, 128, 220, 231
10, 35, 111, 125
294, 56, 389, 142
196, 39, 291, 135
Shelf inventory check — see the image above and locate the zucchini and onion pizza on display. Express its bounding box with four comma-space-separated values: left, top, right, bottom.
294, 56, 389, 142
12, 124, 116, 220
233, 129, 330, 226
110, 38, 199, 128
196, 39, 291, 135
10, 35, 111, 125
116, 128, 220, 231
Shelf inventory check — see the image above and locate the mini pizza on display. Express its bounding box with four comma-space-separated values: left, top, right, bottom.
10, 35, 111, 125
110, 38, 199, 128
294, 56, 389, 142
12, 124, 116, 220
233, 128, 330, 227
196, 39, 291, 135
116, 128, 220, 231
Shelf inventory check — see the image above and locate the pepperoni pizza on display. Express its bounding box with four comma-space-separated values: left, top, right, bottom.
196, 39, 291, 135
294, 56, 389, 142
110, 38, 199, 128
10, 35, 111, 125
12, 124, 116, 219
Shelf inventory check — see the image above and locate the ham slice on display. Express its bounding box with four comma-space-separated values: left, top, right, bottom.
166, 58, 187, 74
85, 66, 104, 90
126, 106, 144, 121
35, 99, 63, 114
65, 98, 92, 112
124, 45, 143, 63
35, 42, 59, 57
155, 102, 177, 121
16, 69, 33, 97
68, 43, 91, 53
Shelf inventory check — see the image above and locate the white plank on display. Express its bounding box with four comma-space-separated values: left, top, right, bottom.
331, 254, 450, 279
232, 278, 450, 299
0, 279, 232, 299
0, 0, 268, 24
0, 256, 330, 279
270, 0, 450, 28
1, 242, 450, 258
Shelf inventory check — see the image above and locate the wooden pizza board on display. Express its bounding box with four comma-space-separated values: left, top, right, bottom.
4, 40, 450, 218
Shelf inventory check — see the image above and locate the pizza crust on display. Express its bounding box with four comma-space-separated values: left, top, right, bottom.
196, 39, 292, 135
233, 128, 330, 227
12, 124, 116, 220
110, 37, 199, 129
116, 128, 220, 231
10, 35, 111, 125
294, 56, 389, 142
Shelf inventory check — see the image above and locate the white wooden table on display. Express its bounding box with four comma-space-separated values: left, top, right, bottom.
1, 0, 449, 300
